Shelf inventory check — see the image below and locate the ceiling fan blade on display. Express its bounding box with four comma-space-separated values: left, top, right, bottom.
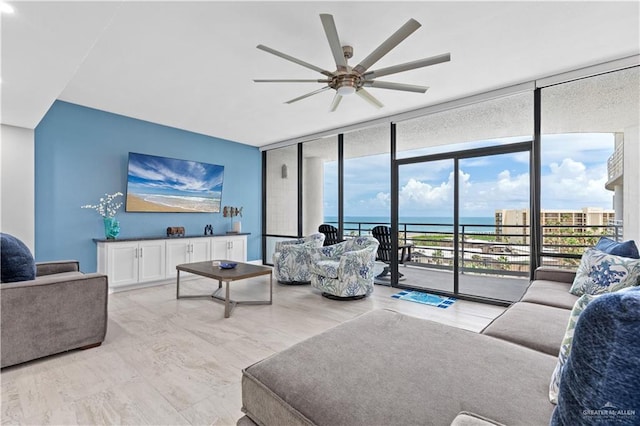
363, 53, 451, 79
257, 44, 334, 77
356, 88, 384, 109
329, 93, 343, 112
254, 79, 330, 83
362, 80, 429, 93
320, 14, 348, 71
352, 18, 421, 75
285, 86, 332, 104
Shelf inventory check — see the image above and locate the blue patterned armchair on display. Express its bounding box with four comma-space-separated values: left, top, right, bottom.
273, 233, 326, 284
309, 236, 380, 299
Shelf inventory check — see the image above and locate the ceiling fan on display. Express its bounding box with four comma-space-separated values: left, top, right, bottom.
254, 14, 450, 112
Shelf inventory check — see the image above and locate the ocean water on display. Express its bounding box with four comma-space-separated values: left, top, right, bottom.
139, 194, 221, 212
324, 216, 496, 233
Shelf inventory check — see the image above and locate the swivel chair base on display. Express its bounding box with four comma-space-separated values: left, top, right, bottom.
322, 292, 367, 301
278, 280, 311, 285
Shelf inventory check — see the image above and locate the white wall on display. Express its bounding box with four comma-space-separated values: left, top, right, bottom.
0, 124, 35, 252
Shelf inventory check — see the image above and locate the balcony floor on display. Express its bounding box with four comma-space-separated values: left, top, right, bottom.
378, 264, 530, 303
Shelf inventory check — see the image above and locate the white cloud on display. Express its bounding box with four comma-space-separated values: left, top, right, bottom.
496, 169, 529, 193
542, 158, 611, 208
395, 170, 470, 207
542, 133, 614, 166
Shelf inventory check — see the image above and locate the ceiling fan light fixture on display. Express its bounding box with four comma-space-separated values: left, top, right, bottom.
337, 85, 356, 96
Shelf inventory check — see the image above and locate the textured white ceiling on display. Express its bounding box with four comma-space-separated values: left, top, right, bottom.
2, 1, 639, 147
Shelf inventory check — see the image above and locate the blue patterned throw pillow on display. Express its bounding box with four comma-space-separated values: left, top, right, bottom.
570, 248, 640, 296
551, 287, 640, 425
549, 293, 600, 404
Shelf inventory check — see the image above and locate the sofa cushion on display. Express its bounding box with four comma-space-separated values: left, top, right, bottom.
551, 287, 640, 425
595, 237, 640, 259
521, 280, 578, 309
569, 248, 640, 296
0, 233, 36, 283
242, 309, 556, 426
549, 293, 599, 404
481, 302, 570, 356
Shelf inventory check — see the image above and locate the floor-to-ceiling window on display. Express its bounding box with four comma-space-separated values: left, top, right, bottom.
342, 124, 391, 238
540, 66, 640, 268
302, 136, 338, 235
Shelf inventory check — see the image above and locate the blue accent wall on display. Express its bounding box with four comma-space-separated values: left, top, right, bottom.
35, 101, 261, 272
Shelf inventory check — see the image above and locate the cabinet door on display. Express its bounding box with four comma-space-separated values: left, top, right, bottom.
166, 240, 189, 278
211, 238, 229, 261
191, 238, 211, 263
107, 242, 139, 287
227, 236, 247, 262
138, 240, 166, 282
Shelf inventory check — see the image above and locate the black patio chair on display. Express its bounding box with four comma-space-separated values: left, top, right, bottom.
318, 224, 343, 246
371, 225, 412, 279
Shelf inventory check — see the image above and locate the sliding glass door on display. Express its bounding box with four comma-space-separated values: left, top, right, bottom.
395, 143, 531, 302
457, 151, 530, 302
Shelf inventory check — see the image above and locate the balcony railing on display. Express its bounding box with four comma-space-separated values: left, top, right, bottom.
326, 220, 623, 275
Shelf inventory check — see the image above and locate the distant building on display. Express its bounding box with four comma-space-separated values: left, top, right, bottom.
495, 207, 616, 243
605, 134, 624, 222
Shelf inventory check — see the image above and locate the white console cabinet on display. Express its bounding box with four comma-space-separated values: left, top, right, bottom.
97, 240, 166, 287
166, 238, 212, 278
96, 234, 248, 290
212, 235, 247, 262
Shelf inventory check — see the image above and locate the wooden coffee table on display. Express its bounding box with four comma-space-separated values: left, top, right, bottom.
176, 260, 272, 318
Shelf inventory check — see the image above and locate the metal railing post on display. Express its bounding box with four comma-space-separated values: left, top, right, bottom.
460, 225, 465, 275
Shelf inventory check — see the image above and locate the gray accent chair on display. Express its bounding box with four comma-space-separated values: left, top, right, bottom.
1, 260, 108, 368
273, 233, 326, 284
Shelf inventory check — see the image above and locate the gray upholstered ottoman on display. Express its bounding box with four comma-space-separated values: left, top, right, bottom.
240, 309, 556, 426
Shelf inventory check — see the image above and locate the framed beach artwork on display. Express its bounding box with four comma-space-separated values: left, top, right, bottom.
125, 152, 224, 213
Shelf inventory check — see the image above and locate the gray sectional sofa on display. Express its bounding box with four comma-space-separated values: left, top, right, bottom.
1, 260, 108, 368
239, 267, 579, 425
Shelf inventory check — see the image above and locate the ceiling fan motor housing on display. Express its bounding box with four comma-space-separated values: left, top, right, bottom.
342, 45, 354, 59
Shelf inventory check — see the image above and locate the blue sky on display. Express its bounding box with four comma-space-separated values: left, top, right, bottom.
127, 152, 224, 198
323, 133, 614, 218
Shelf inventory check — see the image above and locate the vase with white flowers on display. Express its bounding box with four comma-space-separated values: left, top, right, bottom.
81, 192, 124, 239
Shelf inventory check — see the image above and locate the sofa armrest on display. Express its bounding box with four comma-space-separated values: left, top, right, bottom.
0, 273, 108, 368
533, 266, 576, 284
36, 260, 80, 276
